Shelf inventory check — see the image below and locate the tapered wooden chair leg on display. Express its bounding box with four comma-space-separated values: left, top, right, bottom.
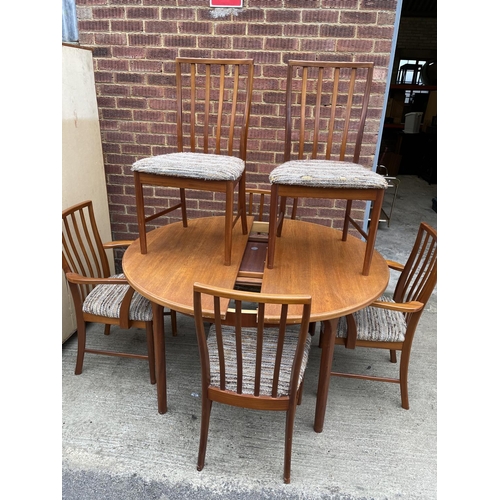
180, 188, 188, 227
283, 405, 298, 484
390, 349, 397, 363
75, 319, 86, 375
104, 324, 111, 335
171, 310, 178, 337
197, 398, 213, 471
400, 348, 411, 410
297, 381, 304, 406
145, 323, 156, 385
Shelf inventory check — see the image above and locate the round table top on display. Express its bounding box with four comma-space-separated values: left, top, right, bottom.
123, 216, 389, 323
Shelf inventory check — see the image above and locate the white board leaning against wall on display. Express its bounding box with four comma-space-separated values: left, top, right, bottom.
62, 43, 114, 343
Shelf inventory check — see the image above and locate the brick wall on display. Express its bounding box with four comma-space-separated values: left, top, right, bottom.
75, 0, 398, 250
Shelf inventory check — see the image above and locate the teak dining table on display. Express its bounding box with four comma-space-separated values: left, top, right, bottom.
122, 215, 389, 433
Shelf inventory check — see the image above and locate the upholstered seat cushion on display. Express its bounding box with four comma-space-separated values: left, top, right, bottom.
207, 324, 311, 397
82, 274, 153, 322
269, 160, 388, 189
131, 152, 245, 181
337, 296, 407, 343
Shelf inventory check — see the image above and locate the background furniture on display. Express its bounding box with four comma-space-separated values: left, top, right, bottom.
267, 60, 387, 275
62, 201, 169, 383
369, 165, 401, 228
331, 222, 437, 409
193, 283, 312, 483
62, 44, 112, 342
132, 57, 254, 266
122, 215, 389, 431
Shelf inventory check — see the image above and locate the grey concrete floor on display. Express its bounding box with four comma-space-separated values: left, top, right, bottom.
62, 175, 437, 500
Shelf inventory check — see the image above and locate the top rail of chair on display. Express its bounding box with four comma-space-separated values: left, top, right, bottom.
176, 57, 254, 65
287, 60, 374, 69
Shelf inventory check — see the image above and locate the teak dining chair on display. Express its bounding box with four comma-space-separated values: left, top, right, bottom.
62, 200, 177, 383
267, 60, 387, 275
329, 222, 437, 409
132, 57, 255, 266
193, 283, 312, 484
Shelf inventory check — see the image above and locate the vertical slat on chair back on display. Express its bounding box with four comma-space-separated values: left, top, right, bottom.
62, 200, 110, 299
193, 283, 312, 400
284, 60, 374, 164
394, 222, 437, 308
175, 58, 254, 160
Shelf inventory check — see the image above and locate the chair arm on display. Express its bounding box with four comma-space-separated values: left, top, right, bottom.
371, 300, 424, 313
386, 259, 404, 272
103, 240, 134, 249
65, 272, 128, 286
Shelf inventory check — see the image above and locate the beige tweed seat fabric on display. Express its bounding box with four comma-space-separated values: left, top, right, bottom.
207, 324, 311, 397
337, 296, 407, 343
131, 152, 245, 181
269, 160, 388, 189
82, 273, 153, 322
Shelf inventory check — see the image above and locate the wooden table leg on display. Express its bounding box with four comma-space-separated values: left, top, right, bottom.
314, 318, 338, 433
153, 302, 167, 414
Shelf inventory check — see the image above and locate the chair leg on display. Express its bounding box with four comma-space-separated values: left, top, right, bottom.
361, 190, 384, 276
277, 194, 288, 237
399, 347, 410, 410
180, 188, 188, 227
104, 324, 111, 335
267, 185, 280, 269
238, 173, 248, 235
197, 397, 213, 471
308, 322, 316, 336
145, 322, 156, 385
134, 172, 148, 255
170, 309, 178, 337
342, 200, 352, 242
74, 318, 87, 375
297, 380, 304, 406
389, 349, 397, 363
283, 404, 298, 484
224, 183, 234, 266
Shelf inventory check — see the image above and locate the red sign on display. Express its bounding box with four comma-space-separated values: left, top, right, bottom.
210, 0, 243, 6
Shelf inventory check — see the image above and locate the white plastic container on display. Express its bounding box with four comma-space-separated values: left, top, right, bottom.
404, 112, 423, 134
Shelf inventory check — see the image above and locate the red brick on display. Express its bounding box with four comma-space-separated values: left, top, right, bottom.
361, 0, 397, 9
95, 33, 127, 45
111, 21, 143, 32
179, 22, 212, 34
93, 7, 125, 19
161, 8, 195, 20
233, 38, 263, 50
126, 7, 159, 20
112, 47, 147, 58
79, 20, 109, 31
145, 21, 177, 33
337, 39, 374, 52
128, 34, 162, 46
266, 10, 301, 23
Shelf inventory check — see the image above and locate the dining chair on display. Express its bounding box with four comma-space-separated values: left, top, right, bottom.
267, 60, 388, 275
328, 222, 437, 409
62, 200, 177, 383
193, 282, 312, 484
132, 57, 255, 266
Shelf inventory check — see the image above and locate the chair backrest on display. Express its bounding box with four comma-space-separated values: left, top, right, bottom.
393, 222, 437, 308
284, 60, 374, 164
175, 57, 254, 160
62, 200, 110, 302
193, 283, 312, 402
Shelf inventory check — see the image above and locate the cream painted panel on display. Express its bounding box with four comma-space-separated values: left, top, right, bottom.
62, 44, 115, 343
